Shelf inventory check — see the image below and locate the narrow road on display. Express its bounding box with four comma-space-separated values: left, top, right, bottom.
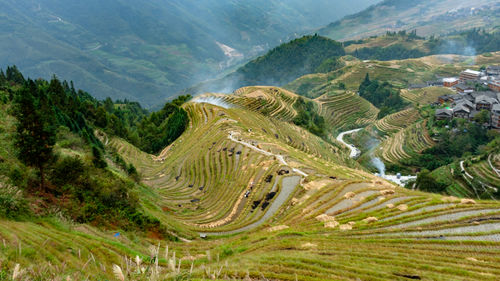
336, 128, 363, 158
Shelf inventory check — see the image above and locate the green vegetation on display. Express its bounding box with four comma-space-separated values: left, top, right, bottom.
348, 29, 500, 61
1, 64, 500, 280
319, 0, 500, 42
0, 66, 184, 238
124, 96, 191, 154
405, 119, 494, 171
186, 35, 345, 95
359, 74, 407, 118
235, 35, 344, 85
415, 169, 447, 193
292, 97, 326, 137
12, 80, 57, 190
315, 57, 345, 73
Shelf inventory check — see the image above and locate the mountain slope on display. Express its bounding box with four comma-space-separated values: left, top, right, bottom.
319, 0, 500, 41
183, 35, 345, 95
1, 68, 500, 280
0, 0, 377, 106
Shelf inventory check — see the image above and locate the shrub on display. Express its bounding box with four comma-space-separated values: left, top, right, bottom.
0, 181, 29, 218
50, 156, 85, 187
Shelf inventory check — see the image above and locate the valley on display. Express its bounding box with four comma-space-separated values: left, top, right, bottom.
1, 1, 500, 280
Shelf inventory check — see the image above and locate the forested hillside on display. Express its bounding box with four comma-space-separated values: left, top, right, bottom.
0, 0, 377, 106
0, 66, 189, 237
183, 35, 345, 95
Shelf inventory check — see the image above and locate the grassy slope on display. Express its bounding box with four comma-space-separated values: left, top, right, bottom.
1, 96, 500, 279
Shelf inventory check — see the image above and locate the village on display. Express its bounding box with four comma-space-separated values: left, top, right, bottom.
432, 65, 500, 130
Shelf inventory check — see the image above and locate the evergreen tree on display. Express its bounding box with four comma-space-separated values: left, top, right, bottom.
13, 80, 56, 190
6, 65, 24, 84
0, 69, 6, 85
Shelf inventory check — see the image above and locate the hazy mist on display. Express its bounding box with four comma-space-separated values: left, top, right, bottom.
0, 0, 379, 106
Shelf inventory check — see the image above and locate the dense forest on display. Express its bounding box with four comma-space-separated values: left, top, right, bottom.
0, 66, 189, 238
359, 74, 407, 118
234, 34, 345, 86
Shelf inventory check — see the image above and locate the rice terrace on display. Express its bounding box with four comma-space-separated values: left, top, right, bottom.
1, 0, 500, 280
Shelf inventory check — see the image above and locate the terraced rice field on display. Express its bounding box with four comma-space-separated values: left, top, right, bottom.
467, 156, 500, 189
108, 102, 356, 236
315, 90, 379, 130
376, 120, 435, 164
2, 98, 500, 280
401, 87, 455, 105
202, 86, 299, 122
459, 154, 500, 200
368, 107, 421, 135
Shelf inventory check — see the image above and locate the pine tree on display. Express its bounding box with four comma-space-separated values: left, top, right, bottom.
0, 69, 6, 85
13, 80, 56, 190
6, 65, 25, 84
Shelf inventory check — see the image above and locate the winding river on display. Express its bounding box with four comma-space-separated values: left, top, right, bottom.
336, 128, 363, 158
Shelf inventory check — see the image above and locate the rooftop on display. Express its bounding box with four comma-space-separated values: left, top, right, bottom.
443, 77, 458, 83
453, 104, 470, 113
462, 69, 481, 76
436, 108, 453, 115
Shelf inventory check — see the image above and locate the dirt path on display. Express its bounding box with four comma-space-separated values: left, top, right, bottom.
228, 132, 308, 177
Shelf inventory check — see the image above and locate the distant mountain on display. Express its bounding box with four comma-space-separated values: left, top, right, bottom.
182, 35, 345, 95
0, 0, 377, 106
318, 0, 500, 41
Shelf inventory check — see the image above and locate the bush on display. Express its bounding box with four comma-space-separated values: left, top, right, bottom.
50, 156, 85, 187
0, 181, 29, 218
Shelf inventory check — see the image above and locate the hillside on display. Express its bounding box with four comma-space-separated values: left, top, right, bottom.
1, 69, 500, 279
343, 29, 500, 62
0, 0, 377, 106
182, 35, 345, 95
286, 52, 500, 95
318, 0, 500, 41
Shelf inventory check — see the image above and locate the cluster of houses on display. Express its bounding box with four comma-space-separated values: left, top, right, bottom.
434, 66, 500, 130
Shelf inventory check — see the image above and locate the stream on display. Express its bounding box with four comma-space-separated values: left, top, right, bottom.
336, 129, 416, 186
336, 128, 363, 158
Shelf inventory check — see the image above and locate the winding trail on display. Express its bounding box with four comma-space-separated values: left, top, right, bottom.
228, 132, 308, 177
337, 129, 363, 158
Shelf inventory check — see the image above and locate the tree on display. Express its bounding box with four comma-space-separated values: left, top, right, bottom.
415, 169, 446, 193
95, 106, 108, 128
13, 80, 56, 190
0, 69, 6, 85
6, 65, 24, 84
473, 110, 490, 125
